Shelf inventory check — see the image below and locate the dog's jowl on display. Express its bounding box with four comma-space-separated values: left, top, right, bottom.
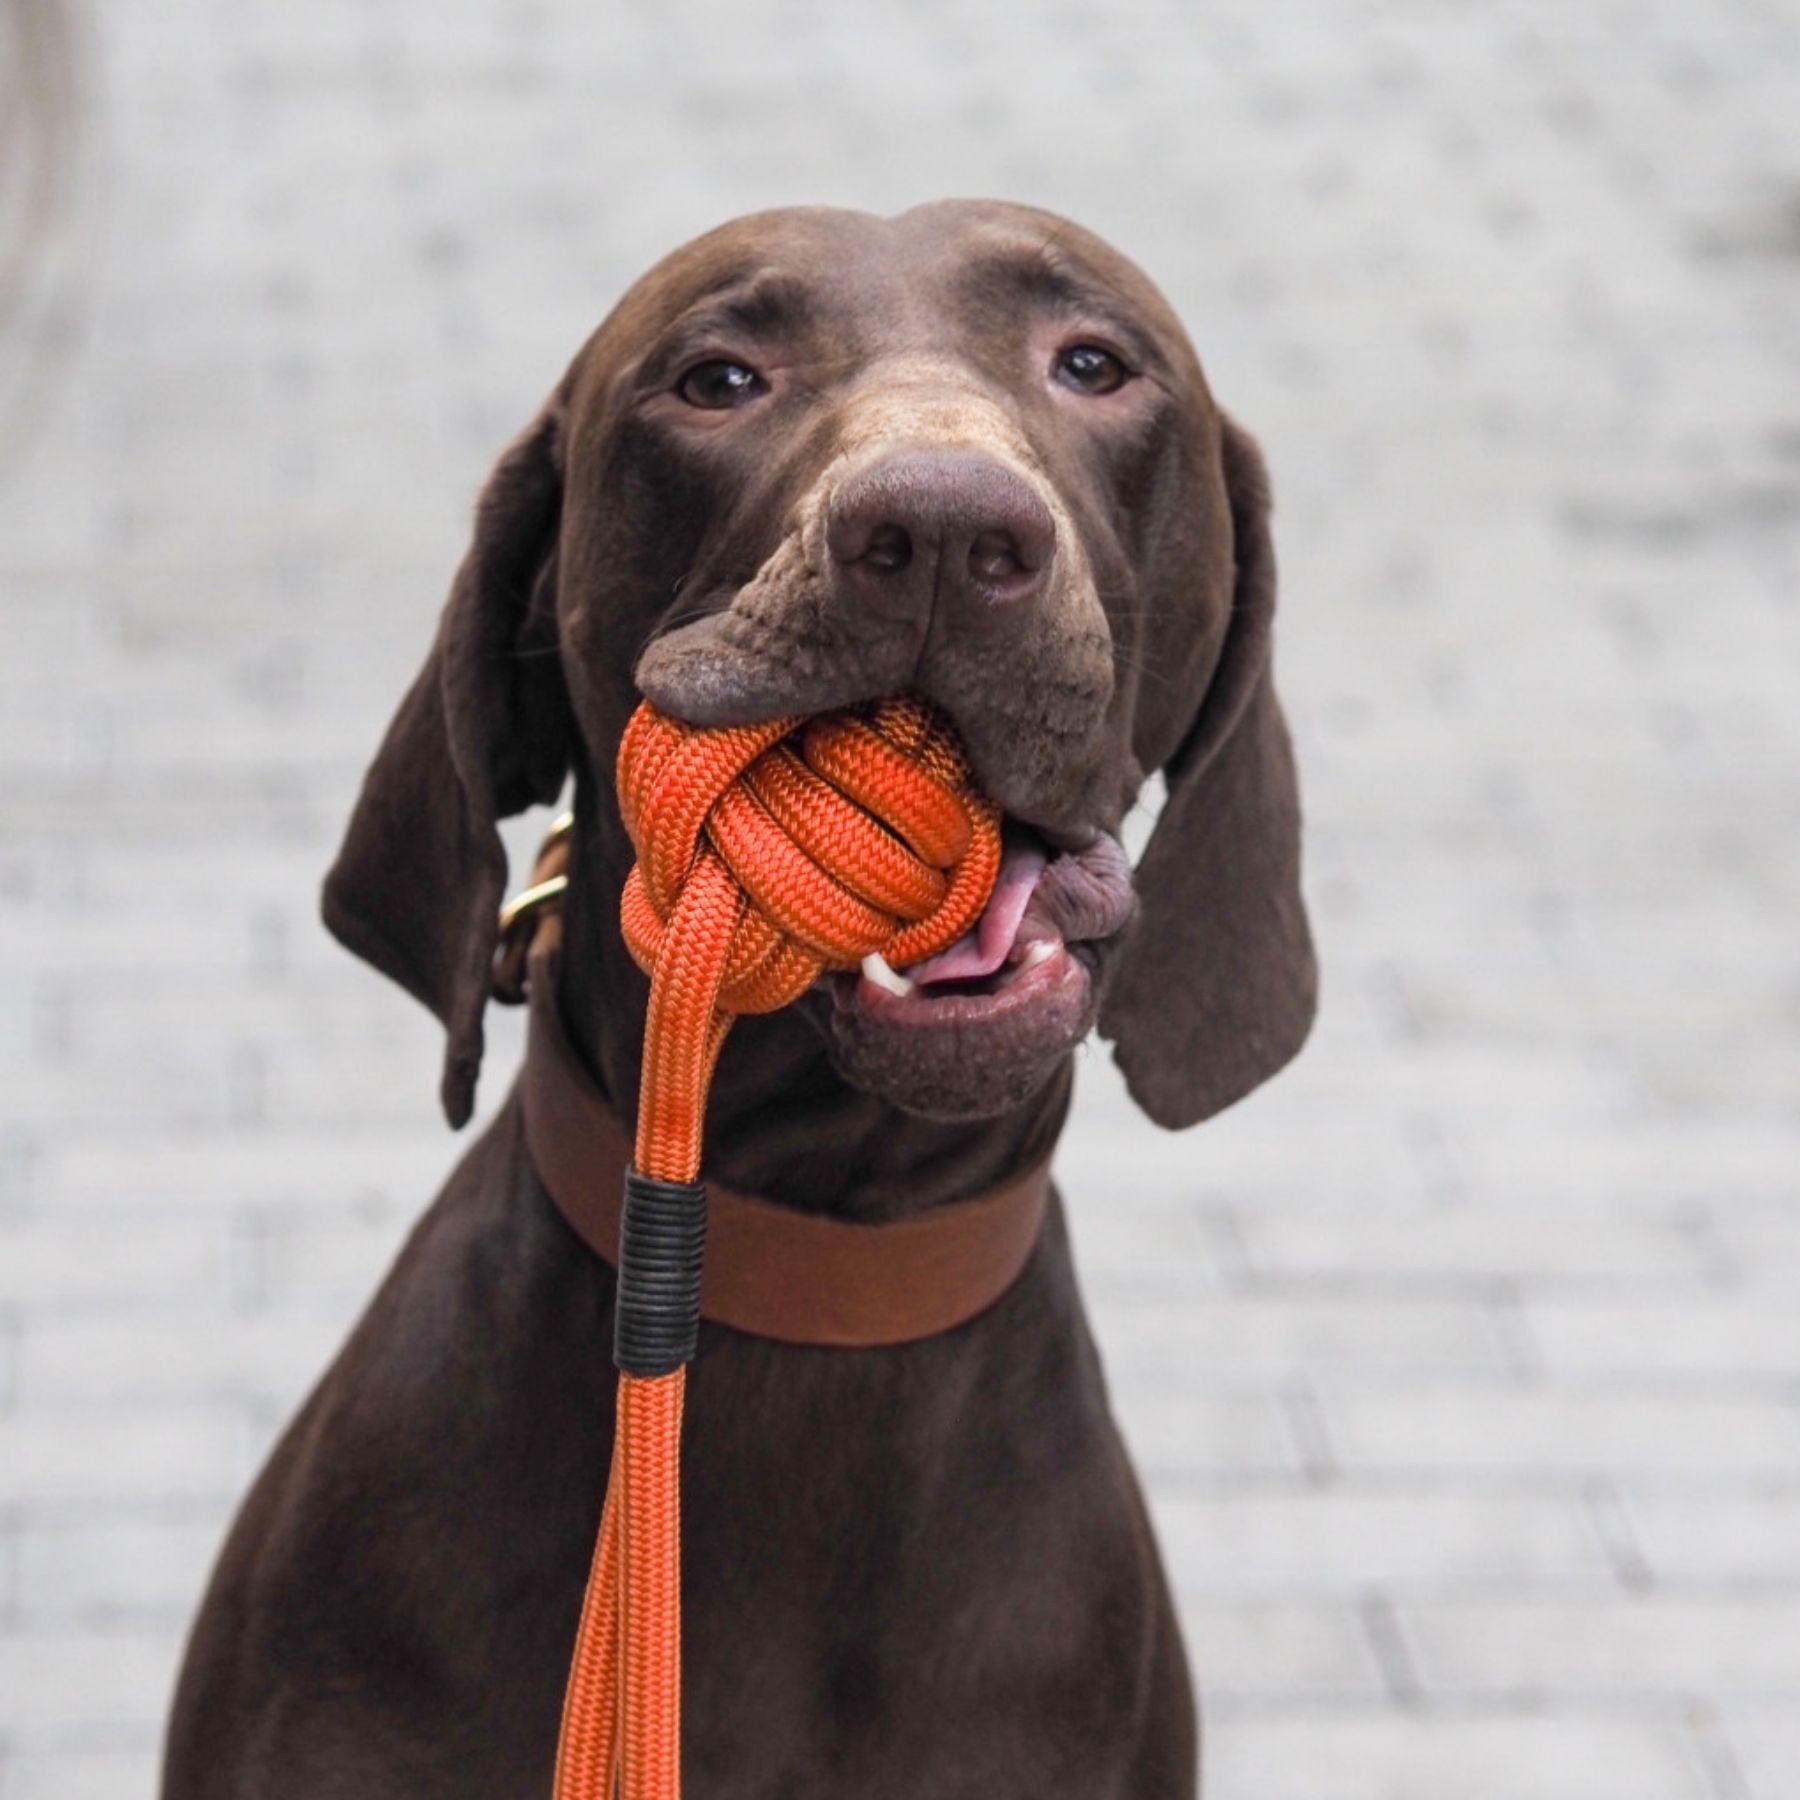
162, 201, 1315, 1800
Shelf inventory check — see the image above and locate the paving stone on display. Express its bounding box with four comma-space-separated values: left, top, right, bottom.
1111, 1385, 1305, 1481
1204, 1715, 1715, 1800
1400, 1592, 1800, 1700
1089, 1290, 1510, 1383
1320, 1380, 1800, 1482
17, 1311, 345, 1407
1522, 1297, 1800, 1384
1626, 1493, 1800, 1586
1, 1745, 166, 1800
0, 1406, 249, 1509
0, 1626, 180, 1738
16, 1514, 224, 1624
1726, 1711, 1800, 1800
0, 1219, 232, 1316
1181, 1599, 1386, 1703
1235, 1205, 1715, 1294
1151, 1486, 1612, 1594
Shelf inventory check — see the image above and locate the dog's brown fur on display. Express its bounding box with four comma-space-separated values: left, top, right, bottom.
162, 201, 1314, 1798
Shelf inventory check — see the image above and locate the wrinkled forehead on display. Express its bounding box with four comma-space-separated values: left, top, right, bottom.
587, 203, 1199, 385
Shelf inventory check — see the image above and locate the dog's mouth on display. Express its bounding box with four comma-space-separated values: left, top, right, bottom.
808, 822, 1134, 1117
832, 822, 1134, 1024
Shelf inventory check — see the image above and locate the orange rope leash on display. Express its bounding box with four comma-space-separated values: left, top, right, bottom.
550, 694, 1001, 1800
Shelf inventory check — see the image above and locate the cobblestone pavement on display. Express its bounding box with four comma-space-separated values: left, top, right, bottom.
3, 1, 1799, 1795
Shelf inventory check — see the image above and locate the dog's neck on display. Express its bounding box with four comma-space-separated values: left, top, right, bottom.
549, 825, 1071, 1223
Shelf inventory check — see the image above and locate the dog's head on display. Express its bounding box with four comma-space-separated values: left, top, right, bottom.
324, 201, 1315, 1133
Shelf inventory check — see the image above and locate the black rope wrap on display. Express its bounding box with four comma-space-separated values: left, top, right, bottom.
614, 1170, 707, 1376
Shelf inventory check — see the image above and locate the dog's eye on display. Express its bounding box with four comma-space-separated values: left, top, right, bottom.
1054, 344, 1130, 396
677, 359, 769, 410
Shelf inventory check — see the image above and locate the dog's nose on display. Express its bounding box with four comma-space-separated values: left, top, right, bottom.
826, 450, 1055, 615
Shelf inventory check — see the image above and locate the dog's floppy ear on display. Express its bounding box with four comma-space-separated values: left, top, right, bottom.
1098, 416, 1317, 1128
322, 396, 572, 1127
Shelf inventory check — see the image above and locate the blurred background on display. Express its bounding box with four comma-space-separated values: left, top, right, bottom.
3, 1, 1798, 1795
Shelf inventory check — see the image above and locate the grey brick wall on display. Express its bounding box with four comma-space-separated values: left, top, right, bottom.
2, 2, 1797, 1795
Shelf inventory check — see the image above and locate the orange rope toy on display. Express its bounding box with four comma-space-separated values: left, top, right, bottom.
551, 693, 1001, 1800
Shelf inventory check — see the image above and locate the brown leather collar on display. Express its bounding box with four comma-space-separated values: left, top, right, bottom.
519, 939, 1053, 1347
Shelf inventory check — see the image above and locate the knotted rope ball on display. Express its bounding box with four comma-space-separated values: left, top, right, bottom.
616, 694, 1001, 1183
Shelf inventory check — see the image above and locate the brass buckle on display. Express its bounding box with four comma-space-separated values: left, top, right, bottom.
492, 811, 574, 1003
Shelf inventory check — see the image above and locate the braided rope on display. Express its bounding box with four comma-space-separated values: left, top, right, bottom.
551, 694, 1001, 1799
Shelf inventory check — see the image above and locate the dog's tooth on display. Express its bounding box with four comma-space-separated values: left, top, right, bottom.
1021, 939, 1059, 967
861, 952, 916, 997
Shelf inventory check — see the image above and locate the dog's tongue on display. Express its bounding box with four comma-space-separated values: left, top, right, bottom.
903, 835, 1048, 986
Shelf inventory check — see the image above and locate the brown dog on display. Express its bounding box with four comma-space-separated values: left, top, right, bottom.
162, 201, 1314, 1798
